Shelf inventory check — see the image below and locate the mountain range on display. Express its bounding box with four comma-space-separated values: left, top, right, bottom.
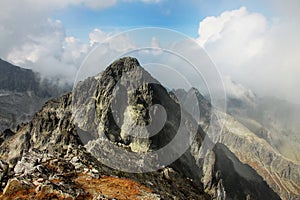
0, 57, 299, 199
0, 58, 70, 131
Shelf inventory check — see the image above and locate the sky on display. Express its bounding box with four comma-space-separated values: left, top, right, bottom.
0, 0, 300, 104
53, 0, 273, 40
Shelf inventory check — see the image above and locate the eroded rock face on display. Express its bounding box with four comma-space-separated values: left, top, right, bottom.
0, 57, 284, 199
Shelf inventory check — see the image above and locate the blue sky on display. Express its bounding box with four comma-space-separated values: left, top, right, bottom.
54, 0, 274, 41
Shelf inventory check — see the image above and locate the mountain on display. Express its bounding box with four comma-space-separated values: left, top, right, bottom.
0, 59, 70, 131
177, 87, 300, 199
227, 95, 300, 163
0, 59, 38, 93
0, 57, 281, 199
0, 93, 206, 199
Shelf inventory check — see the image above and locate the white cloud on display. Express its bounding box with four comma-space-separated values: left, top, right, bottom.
108, 34, 135, 52
63, 37, 89, 65
223, 76, 256, 104
197, 6, 300, 104
0, 0, 118, 13
89, 29, 110, 46
88, 28, 135, 52
198, 7, 267, 67
83, 0, 118, 9
123, 0, 163, 3
151, 37, 160, 48
7, 19, 65, 63
5, 18, 88, 82
140, 0, 162, 3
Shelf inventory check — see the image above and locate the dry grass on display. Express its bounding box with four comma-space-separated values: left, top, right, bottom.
75, 173, 153, 200
0, 173, 154, 200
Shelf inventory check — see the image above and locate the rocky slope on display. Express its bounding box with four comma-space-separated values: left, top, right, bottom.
178, 89, 300, 199
0, 57, 281, 199
227, 96, 300, 163
0, 93, 209, 199
210, 113, 300, 200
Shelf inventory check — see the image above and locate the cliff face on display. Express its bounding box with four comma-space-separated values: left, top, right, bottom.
0, 57, 282, 199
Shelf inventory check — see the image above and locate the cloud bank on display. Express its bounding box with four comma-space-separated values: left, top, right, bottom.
197, 5, 300, 104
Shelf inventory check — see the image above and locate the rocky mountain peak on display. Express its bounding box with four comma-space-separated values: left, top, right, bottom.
0, 57, 284, 199
74, 56, 180, 154
102, 57, 141, 75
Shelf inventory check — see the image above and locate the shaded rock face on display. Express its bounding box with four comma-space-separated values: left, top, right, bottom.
0, 59, 71, 131
0, 59, 38, 93
172, 134, 280, 200
212, 143, 280, 200
0, 57, 282, 199
213, 118, 300, 200
174, 88, 212, 131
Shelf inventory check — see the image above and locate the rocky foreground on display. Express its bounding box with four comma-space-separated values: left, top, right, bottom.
0, 57, 284, 199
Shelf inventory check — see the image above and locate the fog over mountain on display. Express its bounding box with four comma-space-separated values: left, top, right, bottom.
0, 0, 299, 199
0, 59, 71, 131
